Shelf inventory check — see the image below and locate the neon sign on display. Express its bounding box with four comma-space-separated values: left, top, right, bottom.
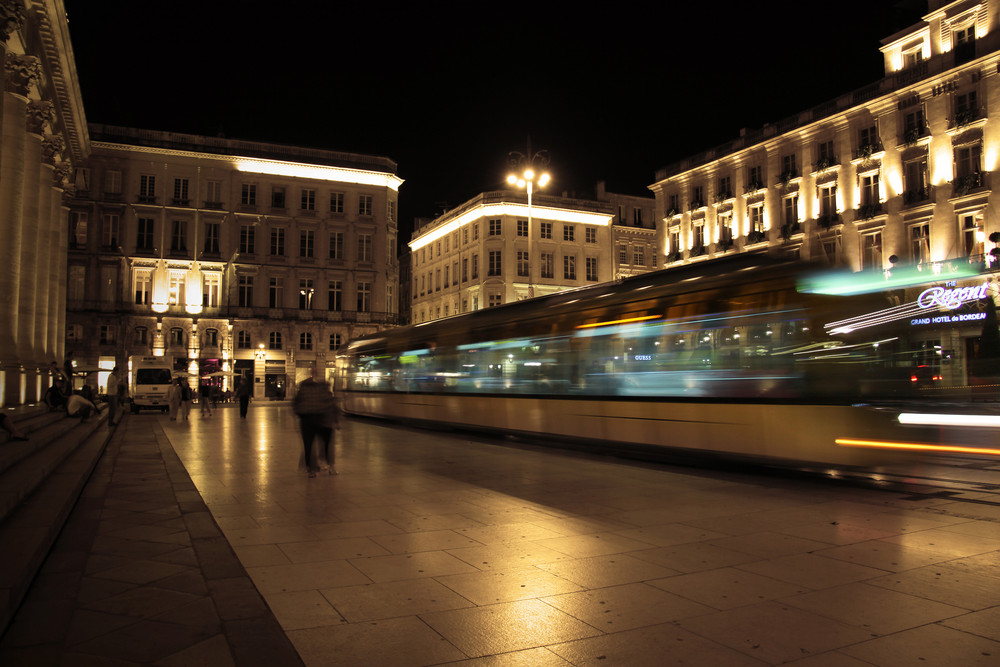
917, 282, 989, 310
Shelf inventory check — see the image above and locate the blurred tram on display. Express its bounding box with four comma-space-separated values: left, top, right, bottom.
337, 254, 1000, 468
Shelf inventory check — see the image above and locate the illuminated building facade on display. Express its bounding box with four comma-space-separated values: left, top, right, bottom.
0, 1, 87, 407
410, 188, 650, 323
650, 0, 1000, 389
65, 125, 401, 397
596, 181, 657, 279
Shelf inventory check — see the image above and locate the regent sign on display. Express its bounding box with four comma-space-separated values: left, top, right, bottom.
917, 282, 989, 310
910, 282, 991, 326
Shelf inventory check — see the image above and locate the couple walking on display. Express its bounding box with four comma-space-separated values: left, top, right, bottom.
293, 365, 340, 477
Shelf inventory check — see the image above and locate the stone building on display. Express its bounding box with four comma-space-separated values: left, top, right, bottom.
65, 125, 402, 398
649, 0, 1000, 389
0, 0, 87, 406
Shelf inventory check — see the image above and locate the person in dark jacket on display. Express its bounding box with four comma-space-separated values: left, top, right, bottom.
236, 377, 253, 419
292, 365, 339, 477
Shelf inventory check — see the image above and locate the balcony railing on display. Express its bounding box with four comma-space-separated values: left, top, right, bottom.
952, 172, 986, 197
903, 187, 931, 206
856, 202, 884, 220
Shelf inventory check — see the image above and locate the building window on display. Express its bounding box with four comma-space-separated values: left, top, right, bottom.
718, 213, 733, 247
173, 178, 189, 204
540, 222, 552, 239
271, 186, 286, 209
822, 234, 841, 264
859, 173, 881, 216
444, 265, 450, 285
633, 246, 646, 266
101, 213, 119, 247
170, 220, 187, 252
241, 183, 256, 206
204, 222, 220, 254
330, 192, 344, 213
783, 194, 799, 232
104, 169, 122, 195
541, 252, 554, 279
240, 224, 255, 254
749, 204, 765, 236
238, 275, 253, 307
134, 270, 151, 305
300, 230, 314, 258
861, 231, 882, 270
955, 142, 982, 181
910, 222, 930, 264
961, 213, 984, 258
167, 271, 187, 306
489, 218, 502, 236
472, 254, 479, 279
139, 174, 156, 202
462, 258, 468, 282
238, 330, 251, 349
817, 140, 837, 169
668, 228, 680, 257
488, 250, 502, 276
563, 255, 576, 280
586, 227, 596, 243
692, 185, 705, 207
135, 326, 148, 345
299, 279, 314, 310
301, 189, 315, 210
136, 217, 154, 252
747, 165, 763, 191
668, 193, 680, 214
489, 293, 502, 308
452, 261, 458, 286
473, 222, 479, 240
328, 280, 342, 311
563, 225, 575, 241
329, 333, 342, 351
691, 226, 705, 255
169, 327, 184, 347
904, 157, 929, 203
463, 227, 469, 245
270, 227, 285, 256
435, 269, 441, 291
516, 219, 527, 236
206, 180, 222, 206
517, 250, 528, 276
358, 233, 372, 262
269, 331, 282, 349
618, 244, 628, 265
819, 184, 838, 221
903, 107, 926, 142
330, 231, 344, 260
357, 281, 371, 312
269, 277, 283, 308
359, 194, 373, 216
633, 208, 643, 226
387, 199, 396, 222
586, 257, 598, 281
299, 332, 313, 350
781, 153, 798, 180
68, 265, 85, 301
718, 175, 732, 200
204, 328, 219, 347
203, 273, 221, 307
99, 325, 116, 345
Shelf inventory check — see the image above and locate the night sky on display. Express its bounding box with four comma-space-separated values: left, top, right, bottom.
64, 1, 925, 241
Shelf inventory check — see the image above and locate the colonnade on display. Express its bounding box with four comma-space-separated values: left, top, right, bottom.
0, 27, 72, 406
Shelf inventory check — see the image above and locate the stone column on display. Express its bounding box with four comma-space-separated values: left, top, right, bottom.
52, 166, 70, 366
0, 52, 39, 405
17, 115, 42, 401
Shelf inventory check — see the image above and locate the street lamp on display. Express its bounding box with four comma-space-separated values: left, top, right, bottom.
507, 148, 550, 298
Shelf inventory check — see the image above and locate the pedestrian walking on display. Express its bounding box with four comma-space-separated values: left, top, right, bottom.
236, 377, 253, 419
179, 382, 192, 421
106, 366, 126, 425
167, 378, 181, 420
199, 380, 212, 417
292, 364, 339, 477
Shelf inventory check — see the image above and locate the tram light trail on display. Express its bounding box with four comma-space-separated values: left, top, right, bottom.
836, 438, 1000, 457
898, 413, 1000, 428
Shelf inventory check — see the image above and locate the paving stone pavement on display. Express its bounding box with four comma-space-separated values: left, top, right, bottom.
0, 414, 302, 665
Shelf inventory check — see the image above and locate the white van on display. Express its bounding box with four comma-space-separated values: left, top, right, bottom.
128, 355, 173, 413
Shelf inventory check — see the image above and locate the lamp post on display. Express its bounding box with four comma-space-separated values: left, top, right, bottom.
507, 148, 550, 299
